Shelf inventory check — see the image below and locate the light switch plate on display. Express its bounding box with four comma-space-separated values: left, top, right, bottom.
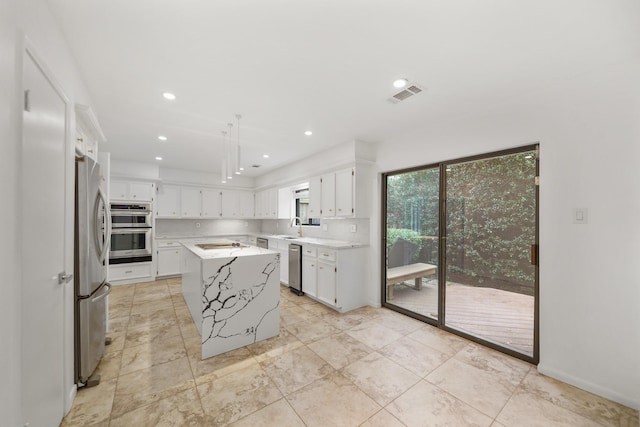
322, 223, 328, 231
573, 208, 588, 224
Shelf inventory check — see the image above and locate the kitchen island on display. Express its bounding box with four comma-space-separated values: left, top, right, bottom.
181, 239, 280, 359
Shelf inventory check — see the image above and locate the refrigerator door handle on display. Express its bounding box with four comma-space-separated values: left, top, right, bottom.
91, 281, 111, 303
94, 189, 111, 262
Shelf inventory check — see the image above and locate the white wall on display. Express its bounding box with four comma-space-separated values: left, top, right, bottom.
374, 59, 640, 409
1, 0, 96, 423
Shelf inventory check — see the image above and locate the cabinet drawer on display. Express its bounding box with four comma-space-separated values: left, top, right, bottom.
318, 249, 336, 262
157, 240, 181, 248
302, 246, 317, 258
109, 263, 152, 281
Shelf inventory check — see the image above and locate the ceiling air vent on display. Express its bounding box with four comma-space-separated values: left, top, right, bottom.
387, 83, 425, 104
252, 164, 261, 168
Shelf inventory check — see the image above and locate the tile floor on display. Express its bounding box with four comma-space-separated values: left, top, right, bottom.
61, 278, 639, 427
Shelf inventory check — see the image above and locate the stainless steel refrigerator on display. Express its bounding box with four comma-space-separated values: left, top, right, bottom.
74, 155, 111, 386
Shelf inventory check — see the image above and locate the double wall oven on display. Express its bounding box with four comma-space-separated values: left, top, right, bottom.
109, 203, 153, 264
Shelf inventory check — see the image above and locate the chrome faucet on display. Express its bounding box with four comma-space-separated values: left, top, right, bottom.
290, 217, 303, 237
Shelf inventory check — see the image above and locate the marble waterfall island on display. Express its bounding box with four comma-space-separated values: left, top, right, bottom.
181, 240, 280, 359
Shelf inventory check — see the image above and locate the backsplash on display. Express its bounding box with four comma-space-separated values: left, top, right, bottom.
155, 219, 262, 238
261, 218, 370, 244
155, 218, 370, 244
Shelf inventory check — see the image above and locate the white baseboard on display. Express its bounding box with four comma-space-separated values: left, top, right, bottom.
537, 363, 640, 410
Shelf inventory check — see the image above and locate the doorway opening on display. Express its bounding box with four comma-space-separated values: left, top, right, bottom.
382, 145, 539, 363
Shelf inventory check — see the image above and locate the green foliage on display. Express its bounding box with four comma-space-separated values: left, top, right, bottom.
386, 151, 536, 290
386, 228, 424, 260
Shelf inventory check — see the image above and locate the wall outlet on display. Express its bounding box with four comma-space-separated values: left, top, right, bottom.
195, 222, 201, 228
349, 224, 357, 233
244, 222, 248, 228
322, 223, 328, 231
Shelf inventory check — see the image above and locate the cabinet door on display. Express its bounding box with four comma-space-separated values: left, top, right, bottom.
335, 168, 353, 217
321, 173, 336, 217
181, 188, 201, 217
110, 180, 129, 200
278, 187, 292, 219
239, 191, 254, 218
267, 188, 278, 218
317, 260, 336, 306
255, 190, 267, 218
129, 182, 154, 201
156, 185, 180, 217
157, 247, 181, 276
202, 189, 222, 218
302, 257, 317, 297
221, 190, 240, 218
308, 176, 322, 218
280, 248, 289, 285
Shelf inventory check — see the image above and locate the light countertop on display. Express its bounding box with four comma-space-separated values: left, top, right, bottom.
181, 238, 278, 259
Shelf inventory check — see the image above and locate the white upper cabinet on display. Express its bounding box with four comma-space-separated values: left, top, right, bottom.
110, 181, 128, 201
255, 188, 277, 218
75, 104, 105, 161
221, 190, 240, 218
321, 173, 336, 217
239, 191, 254, 218
335, 168, 354, 217
306, 166, 366, 218
111, 179, 155, 202
202, 189, 222, 218
307, 176, 322, 218
277, 187, 293, 219
181, 188, 201, 218
156, 185, 254, 219
156, 185, 181, 217
221, 189, 254, 218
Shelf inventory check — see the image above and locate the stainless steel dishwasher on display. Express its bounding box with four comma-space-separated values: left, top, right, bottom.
288, 244, 303, 296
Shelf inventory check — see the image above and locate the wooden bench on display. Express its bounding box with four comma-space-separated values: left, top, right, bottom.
386, 263, 437, 300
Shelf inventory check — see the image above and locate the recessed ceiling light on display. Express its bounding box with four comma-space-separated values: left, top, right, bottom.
304, 130, 313, 136
393, 78, 408, 88
239, 167, 244, 171
235, 171, 241, 175
263, 154, 270, 158
155, 156, 163, 161
158, 135, 167, 141
162, 92, 176, 100
221, 180, 227, 184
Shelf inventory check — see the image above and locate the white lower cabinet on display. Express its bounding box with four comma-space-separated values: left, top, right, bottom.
302, 245, 366, 313
157, 246, 182, 277
272, 239, 289, 285
302, 257, 317, 297
317, 260, 336, 305
109, 263, 153, 281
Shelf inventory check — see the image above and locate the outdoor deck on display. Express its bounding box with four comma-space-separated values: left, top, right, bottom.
388, 279, 534, 356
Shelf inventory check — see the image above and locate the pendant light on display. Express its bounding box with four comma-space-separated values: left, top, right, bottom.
226, 123, 233, 180
235, 114, 242, 174
220, 130, 227, 184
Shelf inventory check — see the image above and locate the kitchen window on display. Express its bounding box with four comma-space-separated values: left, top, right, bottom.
295, 188, 320, 226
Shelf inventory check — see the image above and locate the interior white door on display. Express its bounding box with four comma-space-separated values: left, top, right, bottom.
21, 50, 67, 426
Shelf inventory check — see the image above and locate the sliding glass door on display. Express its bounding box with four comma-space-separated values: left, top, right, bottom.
383, 145, 538, 362
384, 166, 440, 320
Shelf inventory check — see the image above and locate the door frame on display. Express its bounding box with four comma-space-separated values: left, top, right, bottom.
22, 38, 76, 420
381, 143, 539, 364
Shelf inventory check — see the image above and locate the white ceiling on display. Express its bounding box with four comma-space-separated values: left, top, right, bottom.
46, 0, 640, 178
